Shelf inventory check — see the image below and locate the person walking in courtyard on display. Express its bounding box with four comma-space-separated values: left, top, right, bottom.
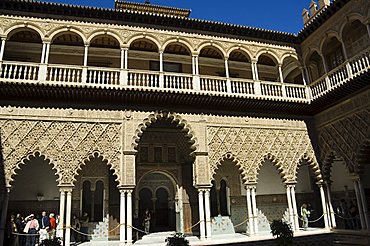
24, 214, 39, 246
80, 212, 90, 242
143, 209, 151, 234
301, 203, 310, 230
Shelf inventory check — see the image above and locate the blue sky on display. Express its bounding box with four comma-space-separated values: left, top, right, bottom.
43, 0, 310, 34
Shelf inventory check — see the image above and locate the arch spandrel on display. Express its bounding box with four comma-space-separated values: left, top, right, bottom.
207, 125, 319, 184
0, 119, 123, 187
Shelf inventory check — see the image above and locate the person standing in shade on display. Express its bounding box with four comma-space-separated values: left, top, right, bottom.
40, 211, 50, 243
143, 209, 151, 234
24, 214, 39, 246
301, 203, 310, 230
80, 212, 90, 242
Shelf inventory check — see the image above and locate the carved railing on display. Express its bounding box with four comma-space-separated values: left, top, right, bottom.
1, 47, 369, 103
87, 67, 120, 85
0, 61, 39, 81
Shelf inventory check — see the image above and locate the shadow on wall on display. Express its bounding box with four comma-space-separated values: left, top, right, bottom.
0, 135, 8, 246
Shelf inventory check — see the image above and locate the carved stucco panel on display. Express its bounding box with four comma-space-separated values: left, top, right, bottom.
0, 120, 123, 187
318, 108, 370, 175
207, 126, 320, 184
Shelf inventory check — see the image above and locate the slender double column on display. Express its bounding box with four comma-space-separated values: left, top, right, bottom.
119, 188, 134, 244
0, 37, 6, 63
285, 184, 296, 230
245, 184, 258, 235
318, 183, 330, 229
198, 188, 212, 239
325, 182, 336, 228
352, 176, 370, 229
192, 53, 200, 90
58, 187, 73, 246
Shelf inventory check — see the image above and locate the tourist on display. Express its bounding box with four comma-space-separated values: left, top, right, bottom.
49, 213, 56, 239
10, 214, 19, 246
39, 211, 50, 243
337, 199, 350, 229
15, 214, 25, 246
55, 215, 63, 239
143, 209, 151, 234
80, 212, 90, 242
71, 214, 81, 243
300, 203, 310, 230
24, 214, 39, 246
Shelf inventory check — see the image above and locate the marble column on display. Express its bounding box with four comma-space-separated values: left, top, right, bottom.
290, 186, 299, 230
65, 189, 72, 246
59, 190, 66, 241
325, 182, 336, 228
127, 190, 133, 243
251, 187, 258, 234
198, 190, 205, 239
278, 64, 284, 82
357, 179, 370, 229
0, 37, 6, 62
319, 184, 330, 228
0, 188, 10, 246
204, 189, 212, 238
120, 190, 126, 243
286, 185, 295, 230
246, 186, 254, 235
353, 178, 366, 229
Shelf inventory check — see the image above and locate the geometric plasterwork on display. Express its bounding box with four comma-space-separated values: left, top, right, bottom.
0, 120, 122, 187
207, 126, 322, 184
317, 108, 370, 179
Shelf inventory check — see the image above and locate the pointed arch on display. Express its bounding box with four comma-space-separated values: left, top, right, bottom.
257, 153, 286, 183
296, 153, 323, 184
211, 152, 246, 183
75, 150, 122, 186
8, 151, 59, 187
132, 111, 198, 152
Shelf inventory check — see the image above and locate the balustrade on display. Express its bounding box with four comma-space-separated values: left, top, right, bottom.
47, 65, 82, 83
0, 62, 39, 81
87, 67, 120, 85
1, 47, 369, 103
200, 76, 227, 93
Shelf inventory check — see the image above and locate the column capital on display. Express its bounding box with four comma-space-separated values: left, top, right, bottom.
224, 56, 229, 60
159, 49, 164, 54
192, 52, 200, 57
120, 45, 129, 50
118, 185, 135, 192
244, 183, 257, 190
58, 185, 74, 193
285, 183, 296, 188
196, 185, 211, 192
351, 174, 361, 182
123, 150, 137, 155
84, 42, 90, 47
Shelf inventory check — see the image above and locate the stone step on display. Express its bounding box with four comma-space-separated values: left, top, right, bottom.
134, 231, 176, 245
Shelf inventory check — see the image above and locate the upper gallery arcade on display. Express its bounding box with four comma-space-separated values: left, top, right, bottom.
0, 0, 370, 246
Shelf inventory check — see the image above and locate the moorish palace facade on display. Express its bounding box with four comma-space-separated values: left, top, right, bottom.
0, 0, 370, 245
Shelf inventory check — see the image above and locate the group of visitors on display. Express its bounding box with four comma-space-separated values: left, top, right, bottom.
6, 211, 60, 246
337, 199, 360, 230
70, 212, 90, 243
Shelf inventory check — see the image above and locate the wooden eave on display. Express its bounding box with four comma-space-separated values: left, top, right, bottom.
0, 0, 298, 45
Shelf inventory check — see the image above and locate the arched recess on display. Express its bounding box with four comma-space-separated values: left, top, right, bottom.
321, 36, 345, 71
134, 112, 198, 233
132, 112, 197, 152
128, 38, 159, 71
257, 52, 280, 82
281, 56, 303, 84
74, 152, 120, 229
295, 155, 325, 228
3, 28, 43, 63
49, 31, 85, 66
88, 34, 121, 68
211, 152, 246, 232
8, 152, 59, 217
198, 45, 225, 76
256, 154, 287, 223
320, 151, 356, 229
163, 42, 192, 74
306, 51, 325, 83
228, 49, 253, 79
342, 19, 370, 59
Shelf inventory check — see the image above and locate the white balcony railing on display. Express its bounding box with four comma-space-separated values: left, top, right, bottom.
1, 47, 369, 103
1, 61, 39, 81
309, 47, 370, 99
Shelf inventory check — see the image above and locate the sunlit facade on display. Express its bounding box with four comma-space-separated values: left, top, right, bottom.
0, 0, 370, 245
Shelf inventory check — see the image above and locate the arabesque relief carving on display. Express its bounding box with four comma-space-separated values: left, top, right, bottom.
0, 120, 122, 187
207, 126, 322, 184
